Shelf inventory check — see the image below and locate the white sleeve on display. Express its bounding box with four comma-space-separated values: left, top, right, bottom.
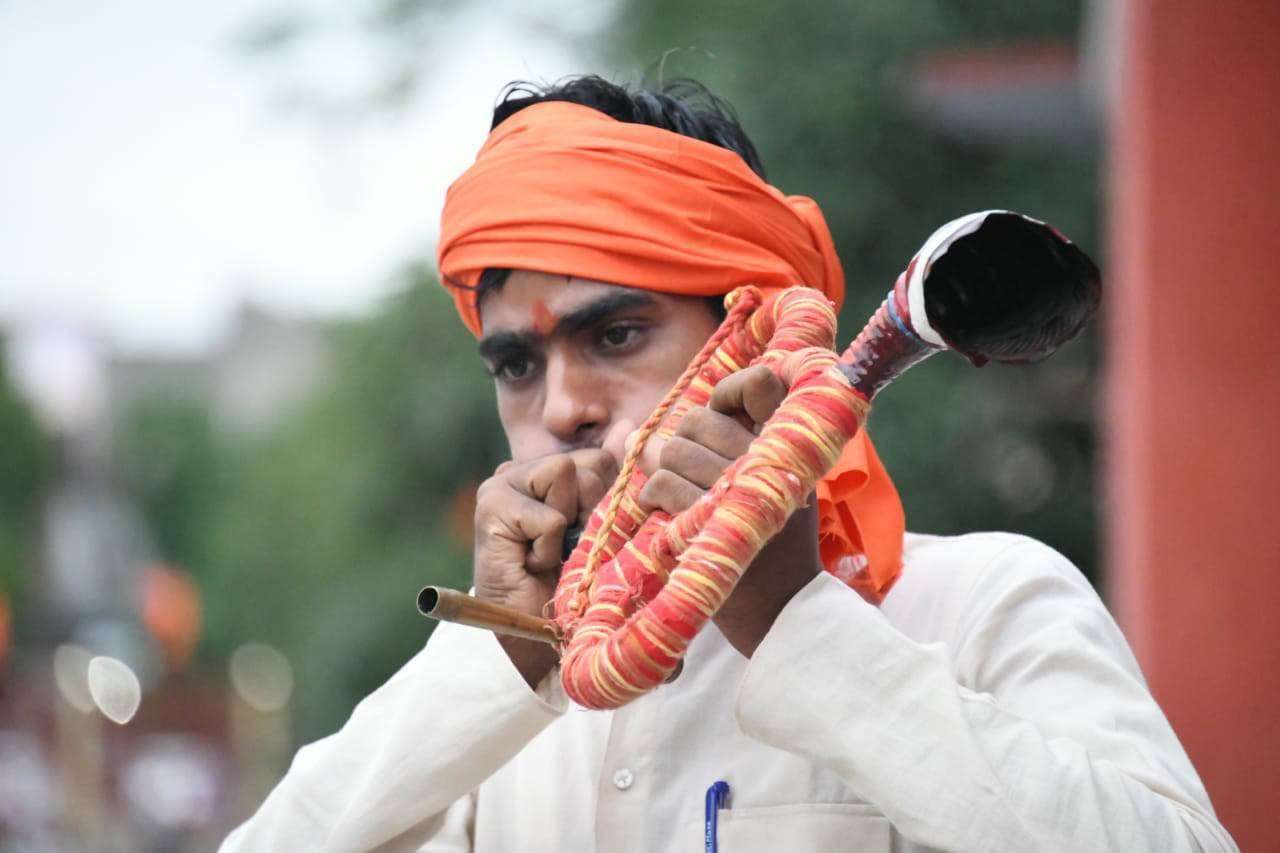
735, 540, 1238, 853
219, 619, 566, 853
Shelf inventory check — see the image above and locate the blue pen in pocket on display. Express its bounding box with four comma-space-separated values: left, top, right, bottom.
704, 780, 731, 853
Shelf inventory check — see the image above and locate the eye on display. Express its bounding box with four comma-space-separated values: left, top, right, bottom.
597, 323, 644, 352
491, 356, 535, 383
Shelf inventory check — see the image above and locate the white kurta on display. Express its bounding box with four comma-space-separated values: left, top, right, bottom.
221, 532, 1237, 852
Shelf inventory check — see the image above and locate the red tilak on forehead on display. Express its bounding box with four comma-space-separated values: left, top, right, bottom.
532, 300, 557, 336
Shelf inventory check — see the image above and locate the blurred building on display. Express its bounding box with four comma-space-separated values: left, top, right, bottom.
1, 302, 328, 849
4, 303, 331, 635
907, 42, 1098, 150
109, 303, 332, 437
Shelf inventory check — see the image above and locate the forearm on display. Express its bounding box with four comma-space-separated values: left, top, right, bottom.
221, 619, 565, 852
499, 635, 560, 689
736, 568, 1236, 853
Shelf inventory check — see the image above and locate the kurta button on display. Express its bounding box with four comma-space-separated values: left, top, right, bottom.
612, 768, 634, 791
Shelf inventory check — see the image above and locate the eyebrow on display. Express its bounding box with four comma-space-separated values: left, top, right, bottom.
478, 291, 659, 362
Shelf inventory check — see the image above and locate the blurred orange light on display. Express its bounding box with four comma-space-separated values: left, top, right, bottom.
447, 481, 480, 550
141, 563, 203, 673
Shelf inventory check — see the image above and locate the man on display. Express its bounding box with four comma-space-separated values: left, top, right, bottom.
223, 77, 1236, 852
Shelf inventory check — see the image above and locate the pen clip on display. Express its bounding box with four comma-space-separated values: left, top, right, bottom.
704, 780, 730, 853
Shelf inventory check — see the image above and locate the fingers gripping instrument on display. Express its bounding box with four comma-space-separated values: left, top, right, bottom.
419, 210, 1101, 710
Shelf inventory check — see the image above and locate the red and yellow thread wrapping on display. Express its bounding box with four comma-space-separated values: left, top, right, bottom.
551, 287, 872, 709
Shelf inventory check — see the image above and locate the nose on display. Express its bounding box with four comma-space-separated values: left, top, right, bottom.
542, 351, 609, 446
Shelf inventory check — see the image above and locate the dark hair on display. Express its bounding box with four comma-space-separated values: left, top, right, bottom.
470, 75, 764, 319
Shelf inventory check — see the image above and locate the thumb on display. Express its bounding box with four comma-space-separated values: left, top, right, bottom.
623, 425, 665, 478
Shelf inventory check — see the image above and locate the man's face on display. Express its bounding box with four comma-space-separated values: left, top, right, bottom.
478, 271, 723, 462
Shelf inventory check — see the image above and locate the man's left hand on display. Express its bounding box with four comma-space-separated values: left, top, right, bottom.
635, 364, 822, 658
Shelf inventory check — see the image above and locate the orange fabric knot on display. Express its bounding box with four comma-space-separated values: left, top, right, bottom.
815, 431, 904, 603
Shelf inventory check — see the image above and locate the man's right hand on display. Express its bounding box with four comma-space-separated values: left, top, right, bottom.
472, 443, 622, 688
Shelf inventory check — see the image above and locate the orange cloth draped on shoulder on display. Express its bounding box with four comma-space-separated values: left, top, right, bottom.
437, 101, 905, 601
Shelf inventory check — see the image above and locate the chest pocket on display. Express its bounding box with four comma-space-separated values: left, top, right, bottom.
686, 803, 892, 852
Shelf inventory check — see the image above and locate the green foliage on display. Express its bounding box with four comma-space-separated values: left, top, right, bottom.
0, 341, 51, 602
116, 395, 223, 572
601, 0, 1101, 577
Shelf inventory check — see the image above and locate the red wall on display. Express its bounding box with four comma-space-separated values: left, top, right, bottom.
1109, 1, 1280, 849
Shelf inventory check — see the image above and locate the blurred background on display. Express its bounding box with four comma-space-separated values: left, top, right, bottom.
1, 1, 1275, 850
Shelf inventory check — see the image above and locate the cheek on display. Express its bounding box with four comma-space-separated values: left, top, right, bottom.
496, 395, 547, 463
657, 320, 716, 378
503, 422, 558, 463
612, 320, 717, 425
613, 348, 699, 425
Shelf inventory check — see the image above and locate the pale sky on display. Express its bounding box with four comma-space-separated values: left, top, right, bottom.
0, 1, 597, 355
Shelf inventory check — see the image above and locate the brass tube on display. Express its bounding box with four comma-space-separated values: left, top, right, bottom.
417, 587, 562, 645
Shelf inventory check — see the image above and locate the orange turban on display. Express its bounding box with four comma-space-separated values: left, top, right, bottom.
437, 101, 905, 601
